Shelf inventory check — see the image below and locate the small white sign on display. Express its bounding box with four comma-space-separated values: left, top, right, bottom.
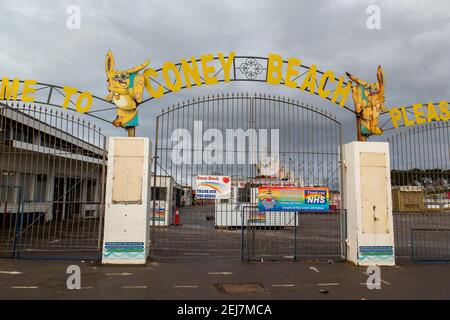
194, 175, 231, 200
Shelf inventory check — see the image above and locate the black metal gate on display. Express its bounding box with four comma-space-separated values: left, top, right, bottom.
388, 122, 450, 261
0, 102, 107, 259
151, 94, 345, 260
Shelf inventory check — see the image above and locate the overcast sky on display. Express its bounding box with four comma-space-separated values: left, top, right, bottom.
1, 0, 449, 142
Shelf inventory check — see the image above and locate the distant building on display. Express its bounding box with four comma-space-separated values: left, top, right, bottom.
0, 106, 106, 223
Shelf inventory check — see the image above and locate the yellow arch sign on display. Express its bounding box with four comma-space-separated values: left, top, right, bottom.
1, 51, 449, 140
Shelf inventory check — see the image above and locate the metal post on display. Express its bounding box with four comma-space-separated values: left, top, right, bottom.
13, 187, 23, 260
2, 202, 6, 229
127, 126, 136, 137
97, 135, 107, 251
339, 124, 346, 260
241, 206, 245, 261
151, 116, 160, 257
251, 211, 255, 260
294, 212, 298, 261
342, 209, 347, 260
356, 116, 363, 142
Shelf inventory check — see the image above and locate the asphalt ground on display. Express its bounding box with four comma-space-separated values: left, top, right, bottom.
0, 258, 449, 300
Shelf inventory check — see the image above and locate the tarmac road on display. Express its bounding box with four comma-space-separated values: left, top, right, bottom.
0, 258, 449, 300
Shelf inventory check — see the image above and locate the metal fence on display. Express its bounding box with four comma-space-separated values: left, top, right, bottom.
242, 209, 346, 261
388, 122, 450, 261
394, 213, 450, 260
0, 102, 107, 259
151, 94, 345, 260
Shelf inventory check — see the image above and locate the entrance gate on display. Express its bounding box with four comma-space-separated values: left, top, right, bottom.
387, 122, 450, 261
151, 94, 346, 260
0, 102, 107, 259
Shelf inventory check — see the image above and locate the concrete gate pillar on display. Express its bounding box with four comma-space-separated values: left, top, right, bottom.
101, 137, 151, 264
343, 142, 396, 266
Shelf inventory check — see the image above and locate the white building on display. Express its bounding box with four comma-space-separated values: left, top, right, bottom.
0, 106, 105, 223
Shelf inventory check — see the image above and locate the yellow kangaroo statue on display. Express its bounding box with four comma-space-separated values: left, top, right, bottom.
346, 65, 389, 141
105, 50, 151, 131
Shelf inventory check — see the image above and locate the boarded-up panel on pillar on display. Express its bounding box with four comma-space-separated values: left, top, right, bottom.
360, 152, 389, 234
112, 139, 144, 204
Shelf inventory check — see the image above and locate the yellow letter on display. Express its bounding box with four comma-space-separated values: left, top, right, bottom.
267, 54, 283, 85
75, 91, 92, 113
218, 52, 235, 82
285, 57, 301, 89
22, 79, 37, 102
426, 102, 440, 123
331, 76, 351, 107
300, 64, 317, 94
0, 78, 8, 99
181, 57, 202, 88
389, 107, 402, 128
162, 61, 182, 92
0, 78, 20, 100
439, 100, 450, 121
318, 71, 335, 99
62, 86, 78, 109
401, 106, 415, 126
412, 103, 426, 125
143, 68, 164, 98
201, 54, 218, 85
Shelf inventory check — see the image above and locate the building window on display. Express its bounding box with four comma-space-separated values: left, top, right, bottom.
238, 188, 251, 203
0, 171, 16, 202
151, 187, 167, 201
18, 172, 34, 201
0, 124, 11, 141
12, 125, 33, 144
66, 178, 82, 202
86, 179, 97, 202
34, 174, 47, 202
